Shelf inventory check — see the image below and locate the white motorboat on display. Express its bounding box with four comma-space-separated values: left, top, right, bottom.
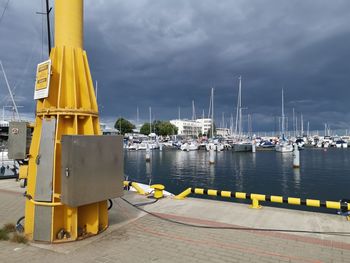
137, 141, 159, 150
180, 142, 198, 151
336, 140, 348, 148
233, 142, 252, 152
275, 142, 293, 153
206, 141, 224, 151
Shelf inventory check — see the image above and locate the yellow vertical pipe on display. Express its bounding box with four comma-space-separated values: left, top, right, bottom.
55, 0, 83, 49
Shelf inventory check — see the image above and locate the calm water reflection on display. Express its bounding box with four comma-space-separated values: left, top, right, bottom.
124, 148, 350, 200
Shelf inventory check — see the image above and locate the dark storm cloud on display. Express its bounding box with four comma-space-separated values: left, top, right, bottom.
1, 1, 350, 131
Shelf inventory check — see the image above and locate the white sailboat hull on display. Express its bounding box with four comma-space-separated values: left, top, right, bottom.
233, 143, 252, 152
275, 144, 293, 152
180, 143, 198, 151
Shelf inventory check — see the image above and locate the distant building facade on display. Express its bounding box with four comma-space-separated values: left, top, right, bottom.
195, 118, 212, 135
170, 119, 202, 137
170, 118, 213, 137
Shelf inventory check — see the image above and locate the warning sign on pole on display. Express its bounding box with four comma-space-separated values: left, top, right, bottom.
34, 59, 51, 100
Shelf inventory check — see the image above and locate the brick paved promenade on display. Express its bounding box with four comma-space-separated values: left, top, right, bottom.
1, 179, 350, 263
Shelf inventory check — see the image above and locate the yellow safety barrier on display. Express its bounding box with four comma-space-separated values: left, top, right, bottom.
123, 181, 147, 195
175, 187, 350, 212
174, 188, 192, 200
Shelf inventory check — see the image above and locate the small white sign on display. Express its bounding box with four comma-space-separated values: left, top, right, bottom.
34, 59, 51, 100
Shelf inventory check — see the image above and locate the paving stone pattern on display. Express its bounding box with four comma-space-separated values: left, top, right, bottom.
1, 190, 350, 262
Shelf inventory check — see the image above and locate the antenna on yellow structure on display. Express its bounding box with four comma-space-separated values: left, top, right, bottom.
23, 0, 123, 242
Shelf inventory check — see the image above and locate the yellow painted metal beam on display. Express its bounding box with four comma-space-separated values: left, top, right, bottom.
326, 201, 341, 210
306, 199, 320, 207
25, 0, 106, 243
55, 0, 83, 48
270, 195, 283, 203
221, 191, 231, 198
235, 192, 246, 199
288, 197, 301, 205
174, 188, 192, 200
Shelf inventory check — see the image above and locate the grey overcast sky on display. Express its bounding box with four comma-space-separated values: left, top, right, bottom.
0, 0, 350, 132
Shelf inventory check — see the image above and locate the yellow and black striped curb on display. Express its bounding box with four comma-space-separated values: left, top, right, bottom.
175, 187, 350, 211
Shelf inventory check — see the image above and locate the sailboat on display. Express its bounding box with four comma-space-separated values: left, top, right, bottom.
232, 76, 252, 152
275, 89, 293, 153
205, 88, 224, 151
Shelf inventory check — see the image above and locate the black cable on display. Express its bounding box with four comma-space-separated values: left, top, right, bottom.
121, 197, 350, 237
0, 0, 10, 26
16, 216, 24, 226
134, 198, 158, 207
108, 199, 113, 210
16, 216, 25, 233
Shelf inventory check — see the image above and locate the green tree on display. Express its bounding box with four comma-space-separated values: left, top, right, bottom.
157, 121, 178, 136
152, 120, 162, 135
140, 123, 151, 135
206, 123, 217, 138
114, 118, 135, 135
140, 121, 178, 136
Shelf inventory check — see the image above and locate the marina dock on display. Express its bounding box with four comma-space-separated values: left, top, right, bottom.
1, 179, 350, 263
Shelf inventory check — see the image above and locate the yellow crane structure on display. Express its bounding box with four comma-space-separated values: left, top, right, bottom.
23, 0, 112, 242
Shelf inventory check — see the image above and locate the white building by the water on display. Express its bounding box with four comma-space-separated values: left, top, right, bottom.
195, 118, 212, 135
170, 118, 212, 137
170, 119, 202, 137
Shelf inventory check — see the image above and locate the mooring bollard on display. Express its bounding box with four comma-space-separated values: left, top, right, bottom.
146, 144, 151, 162
150, 184, 165, 199
293, 144, 300, 168
252, 141, 256, 153
250, 198, 262, 209
209, 148, 215, 164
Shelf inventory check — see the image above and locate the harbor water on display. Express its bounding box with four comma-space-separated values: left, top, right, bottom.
125, 148, 350, 204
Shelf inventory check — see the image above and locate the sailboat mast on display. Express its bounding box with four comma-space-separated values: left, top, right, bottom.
222, 112, 224, 128
281, 89, 285, 136
301, 114, 304, 136
149, 107, 152, 134
292, 108, 295, 137
238, 76, 242, 137
235, 76, 241, 135
211, 87, 214, 138
0, 61, 20, 120
45, 0, 52, 54
208, 91, 212, 119
192, 100, 196, 120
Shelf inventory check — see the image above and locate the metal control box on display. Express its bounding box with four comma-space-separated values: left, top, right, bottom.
8, 122, 30, 160
61, 135, 124, 207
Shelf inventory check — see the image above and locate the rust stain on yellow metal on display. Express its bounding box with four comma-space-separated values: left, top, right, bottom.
25, 0, 106, 242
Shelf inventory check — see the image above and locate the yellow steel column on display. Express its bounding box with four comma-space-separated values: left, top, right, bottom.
25, 0, 106, 242
55, 0, 83, 48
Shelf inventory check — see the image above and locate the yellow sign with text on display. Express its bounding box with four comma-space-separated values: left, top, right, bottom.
34, 60, 51, 99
